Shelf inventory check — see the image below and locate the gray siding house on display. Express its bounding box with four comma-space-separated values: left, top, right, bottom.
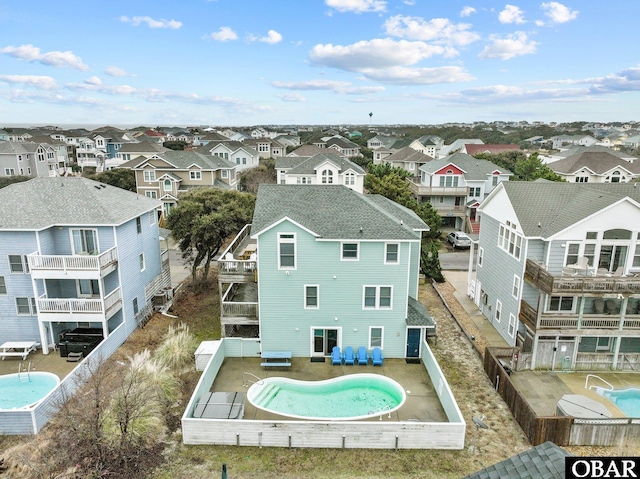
475, 182, 640, 371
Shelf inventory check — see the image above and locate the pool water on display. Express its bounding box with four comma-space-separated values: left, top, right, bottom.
601, 388, 640, 417
0, 372, 60, 410
247, 373, 406, 421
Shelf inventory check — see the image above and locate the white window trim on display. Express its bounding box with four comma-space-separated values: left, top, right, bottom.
494, 300, 502, 323
278, 233, 296, 270
8, 255, 28, 274
508, 313, 516, 337
136, 216, 142, 234
145, 190, 158, 199
341, 242, 359, 261
15, 297, 34, 316
0, 276, 6, 295
384, 242, 400, 265
368, 326, 384, 350
70, 228, 99, 255
478, 247, 484, 267
363, 285, 393, 310
304, 284, 319, 309
512, 274, 520, 300
148, 210, 156, 225
143, 170, 156, 182
139, 253, 145, 272
189, 170, 202, 180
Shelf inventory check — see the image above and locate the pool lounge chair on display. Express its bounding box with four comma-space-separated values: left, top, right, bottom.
372, 347, 384, 366
356, 346, 368, 365
331, 346, 342, 365
343, 346, 355, 365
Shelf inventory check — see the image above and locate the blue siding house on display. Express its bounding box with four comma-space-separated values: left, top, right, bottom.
0, 177, 170, 354
218, 184, 435, 359
475, 181, 640, 371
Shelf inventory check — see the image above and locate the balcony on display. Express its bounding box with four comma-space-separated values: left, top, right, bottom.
524, 259, 640, 295
408, 180, 468, 197
218, 224, 257, 283
519, 299, 640, 333
36, 287, 122, 323
28, 247, 118, 280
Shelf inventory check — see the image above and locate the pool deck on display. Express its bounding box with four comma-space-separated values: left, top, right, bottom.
210, 357, 448, 423
0, 349, 78, 379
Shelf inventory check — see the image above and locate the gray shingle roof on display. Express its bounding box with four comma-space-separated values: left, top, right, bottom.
407, 297, 435, 328
462, 441, 572, 479
419, 153, 512, 179
549, 151, 640, 175
0, 177, 160, 230
251, 185, 427, 240
385, 146, 433, 163
280, 153, 365, 175
129, 150, 235, 170
498, 182, 640, 237
554, 145, 637, 161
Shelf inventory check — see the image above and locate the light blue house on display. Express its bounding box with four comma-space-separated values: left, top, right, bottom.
218, 184, 435, 359
0, 177, 171, 354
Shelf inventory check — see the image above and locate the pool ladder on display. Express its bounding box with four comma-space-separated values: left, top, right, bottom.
584, 374, 614, 391
378, 405, 392, 420
242, 372, 264, 388
17, 361, 34, 382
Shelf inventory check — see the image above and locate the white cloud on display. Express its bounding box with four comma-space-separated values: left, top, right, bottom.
85, 76, 102, 86
209, 27, 238, 42
499, 5, 526, 24
277, 93, 306, 102
541, 2, 578, 23
403, 0, 415, 5
119, 16, 182, 29
363, 65, 474, 84
383, 15, 480, 48
0, 74, 59, 90
271, 79, 385, 95
432, 84, 589, 105
460, 6, 476, 17
260, 30, 283, 44
105, 66, 133, 77
0, 44, 89, 70
325, 0, 386, 13
479, 32, 538, 60
310, 38, 446, 71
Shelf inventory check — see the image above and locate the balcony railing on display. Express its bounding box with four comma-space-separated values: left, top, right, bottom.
524, 259, 640, 295
407, 180, 469, 197
28, 247, 118, 275
37, 287, 122, 318
221, 302, 258, 319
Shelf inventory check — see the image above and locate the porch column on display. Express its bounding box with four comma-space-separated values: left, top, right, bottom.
577, 297, 585, 329
612, 335, 622, 370
467, 241, 475, 298
530, 335, 538, 370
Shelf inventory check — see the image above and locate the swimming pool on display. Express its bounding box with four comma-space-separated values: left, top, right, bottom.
596, 387, 640, 417
0, 372, 60, 410
247, 373, 406, 420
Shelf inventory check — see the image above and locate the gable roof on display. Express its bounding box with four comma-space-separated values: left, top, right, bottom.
278, 153, 365, 175
384, 146, 433, 163
419, 152, 512, 179
118, 140, 171, 155
495, 181, 640, 237
288, 145, 342, 157
251, 185, 427, 240
462, 441, 572, 479
135, 150, 235, 170
464, 144, 520, 156
552, 145, 637, 162
0, 177, 160, 230
549, 151, 640, 175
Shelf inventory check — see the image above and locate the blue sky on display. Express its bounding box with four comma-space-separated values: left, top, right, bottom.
1, 0, 639, 126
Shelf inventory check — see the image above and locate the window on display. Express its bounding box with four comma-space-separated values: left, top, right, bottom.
136, 216, 142, 234
305, 285, 319, 309
498, 224, 523, 260
163, 179, 172, 191
15, 297, 33, 315
439, 175, 459, 187
342, 243, 358, 260
409, 162, 415, 171
470, 187, 481, 197
9, 255, 28, 273
148, 210, 155, 225
584, 243, 596, 267
139, 253, 145, 272
321, 170, 334, 184
0, 276, 6, 294
508, 314, 516, 337
242, 158, 247, 165
71, 229, 98, 255
478, 247, 484, 267
133, 297, 139, 315
548, 296, 574, 312
369, 327, 383, 349
363, 286, 393, 309
494, 300, 502, 323
385, 243, 399, 264
565, 243, 580, 265
145, 191, 157, 199
190, 171, 201, 180
492, 175, 499, 186
512, 275, 520, 299
344, 172, 355, 186
78, 279, 99, 297
143, 170, 155, 182
278, 233, 295, 269
5, 168, 15, 175
221, 170, 228, 178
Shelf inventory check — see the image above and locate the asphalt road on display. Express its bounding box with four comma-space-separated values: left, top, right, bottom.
439, 247, 476, 271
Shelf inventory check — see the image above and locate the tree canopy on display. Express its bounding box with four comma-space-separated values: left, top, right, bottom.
0, 175, 31, 189
166, 188, 255, 286
474, 151, 564, 182
84, 168, 137, 192
237, 158, 276, 194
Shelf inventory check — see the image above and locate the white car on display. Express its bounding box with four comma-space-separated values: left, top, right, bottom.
446, 231, 471, 249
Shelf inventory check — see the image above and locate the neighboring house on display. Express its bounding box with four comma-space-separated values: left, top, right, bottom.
273, 134, 301, 148
121, 150, 237, 217
413, 153, 512, 232
217, 184, 435, 359
288, 144, 344, 158
198, 142, 260, 172
373, 146, 433, 177
0, 176, 170, 354
416, 135, 444, 158
462, 144, 520, 156
474, 181, 640, 371
547, 150, 640, 183
550, 134, 598, 149
275, 153, 365, 193
244, 138, 285, 158
0, 129, 9, 141
439, 139, 484, 158
0, 141, 62, 177
624, 135, 640, 149
116, 140, 171, 163
542, 145, 637, 164
314, 136, 362, 157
